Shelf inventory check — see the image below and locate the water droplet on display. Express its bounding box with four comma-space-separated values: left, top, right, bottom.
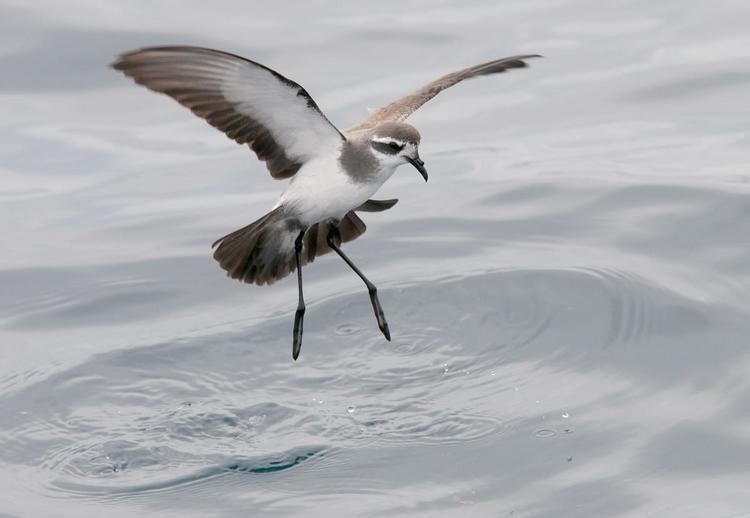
347, 406, 355, 414
490, 370, 496, 376
562, 412, 569, 419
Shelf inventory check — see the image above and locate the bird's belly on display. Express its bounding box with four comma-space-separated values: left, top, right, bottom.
278, 163, 379, 225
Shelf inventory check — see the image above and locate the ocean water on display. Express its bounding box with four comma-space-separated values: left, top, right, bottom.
1, 1, 749, 516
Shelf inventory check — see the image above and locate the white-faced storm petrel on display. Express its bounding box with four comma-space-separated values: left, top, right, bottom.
111, 46, 540, 360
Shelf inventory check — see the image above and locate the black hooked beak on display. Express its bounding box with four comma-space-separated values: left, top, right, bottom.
405, 155, 428, 182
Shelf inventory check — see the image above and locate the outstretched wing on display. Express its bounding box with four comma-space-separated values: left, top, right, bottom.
348, 54, 541, 132
112, 46, 345, 179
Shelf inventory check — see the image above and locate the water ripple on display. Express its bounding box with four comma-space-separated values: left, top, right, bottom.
0, 265, 744, 508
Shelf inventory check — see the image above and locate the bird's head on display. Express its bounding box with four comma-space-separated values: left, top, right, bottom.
369, 121, 427, 181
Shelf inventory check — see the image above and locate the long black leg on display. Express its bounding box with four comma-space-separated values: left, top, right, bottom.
326, 223, 391, 341
292, 230, 306, 360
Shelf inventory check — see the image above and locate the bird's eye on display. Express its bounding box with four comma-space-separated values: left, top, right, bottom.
388, 142, 403, 151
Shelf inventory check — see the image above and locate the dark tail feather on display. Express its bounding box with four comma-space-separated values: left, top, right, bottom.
212, 207, 303, 286
213, 209, 368, 285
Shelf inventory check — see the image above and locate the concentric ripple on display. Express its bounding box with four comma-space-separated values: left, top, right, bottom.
0, 265, 710, 503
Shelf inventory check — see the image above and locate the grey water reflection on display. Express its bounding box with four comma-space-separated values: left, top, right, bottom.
1, 1, 750, 517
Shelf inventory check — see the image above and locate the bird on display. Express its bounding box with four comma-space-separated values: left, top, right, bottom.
111, 46, 540, 360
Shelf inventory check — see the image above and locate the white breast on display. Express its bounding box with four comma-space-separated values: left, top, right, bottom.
273, 153, 393, 225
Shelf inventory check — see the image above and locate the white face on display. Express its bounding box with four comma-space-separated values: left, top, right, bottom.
369, 136, 419, 168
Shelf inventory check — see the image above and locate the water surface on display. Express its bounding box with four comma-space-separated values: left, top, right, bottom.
1, 1, 750, 516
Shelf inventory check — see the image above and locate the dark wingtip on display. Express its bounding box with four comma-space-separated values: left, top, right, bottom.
511, 54, 543, 60
108, 47, 172, 71
513, 54, 543, 69
109, 48, 140, 71
519, 54, 544, 65
109, 56, 123, 71
473, 53, 544, 77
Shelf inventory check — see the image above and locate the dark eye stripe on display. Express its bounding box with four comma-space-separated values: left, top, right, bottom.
371, 141, 403, 155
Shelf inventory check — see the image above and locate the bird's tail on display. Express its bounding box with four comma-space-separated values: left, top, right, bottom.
212, 207, 368, 286
212, 207, 302, 286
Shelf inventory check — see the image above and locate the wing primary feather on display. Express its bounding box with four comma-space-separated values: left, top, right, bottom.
111, 46, 345, 179
348, 54, 541, 132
